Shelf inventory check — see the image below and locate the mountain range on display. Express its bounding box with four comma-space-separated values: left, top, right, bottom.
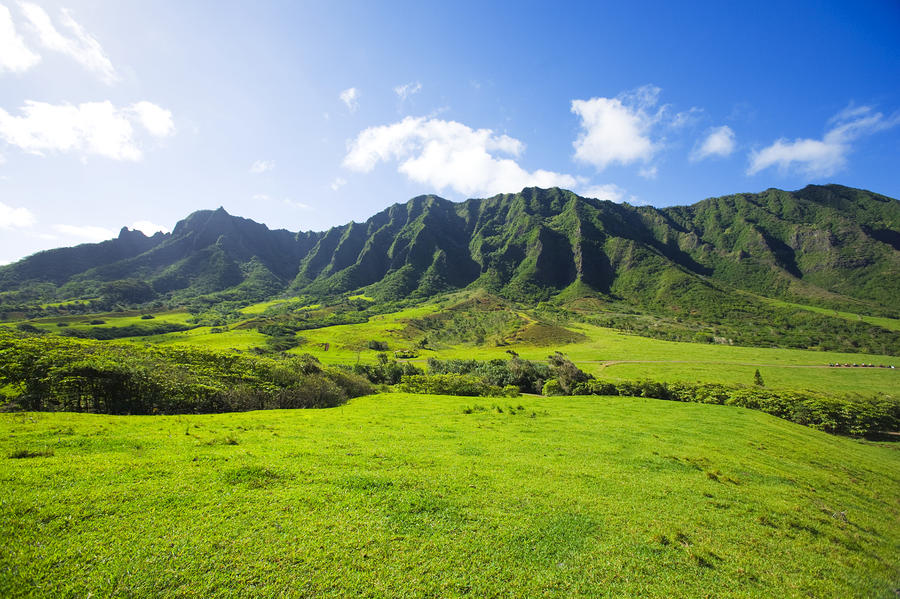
1, 184, 898, 318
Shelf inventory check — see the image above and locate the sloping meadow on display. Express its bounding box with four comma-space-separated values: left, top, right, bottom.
1, 394, 898, 597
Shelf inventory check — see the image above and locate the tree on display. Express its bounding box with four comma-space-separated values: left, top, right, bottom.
754, 369, 765, 386
547, 351, 590, 394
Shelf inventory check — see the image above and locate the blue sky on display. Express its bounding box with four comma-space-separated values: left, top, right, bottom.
0, 0, 898, 264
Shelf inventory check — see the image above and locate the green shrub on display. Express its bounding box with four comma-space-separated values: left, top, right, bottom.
502, 384, 520, 397
542, 379, 564, 396
0, 330, 373, 415
398, 373, 504, 397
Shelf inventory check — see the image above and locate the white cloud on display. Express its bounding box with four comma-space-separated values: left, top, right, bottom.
339, 87, 359, 112
638, 165, 658, 179
330, 176, 346, 191
394, 81, 422, 100
52, 223, 115, 241
691, 125, 736, 161
283, 198, 312, 211
580, 183, 625, 202
344, 116, 580, 197
19, 2, 117, 84
748, 105, 900, 176
250, 159, 274, 174
130, 220, 169, 235
130, 101, 174, 137
252, 193, 271, 202
0, 4, 40, 73
0, 201, 36, 228
0, 100, 174, 161
670, 107, 703, 129
571, 85, 663, 171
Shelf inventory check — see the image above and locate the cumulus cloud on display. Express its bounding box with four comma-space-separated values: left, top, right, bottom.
691, 125, 736, 161
52, 223, 115, 241
344, 116, 580, 197
394, 81, 422, 100
0, 100, 175, 161
571, 85, 664, 172
130, 101, 174, 137
131, 220, 169, 235
748, 105, 900, 176
0, 201, 35, 228
0, 4, 40, 73
339, 87, 359, 112
249, 159, 274, 174
19, 2, 117, 84
580, 183, 625, 203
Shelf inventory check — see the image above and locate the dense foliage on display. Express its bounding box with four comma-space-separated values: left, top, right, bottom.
350, 353, 422, 385
397, 373, 515, 397
426, 355, 552, 394
0, 331, 372, 414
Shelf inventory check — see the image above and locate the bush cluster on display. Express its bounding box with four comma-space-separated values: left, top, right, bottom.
397, 373, 517, 397
0, 330, 372, 415
350, 353, 422, 385
426, 356, 551, 394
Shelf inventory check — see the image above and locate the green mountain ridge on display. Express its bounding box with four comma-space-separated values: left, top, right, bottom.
1, 185, 898, 320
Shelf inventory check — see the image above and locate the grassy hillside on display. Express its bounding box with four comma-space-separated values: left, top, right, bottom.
2, 394, 898, 597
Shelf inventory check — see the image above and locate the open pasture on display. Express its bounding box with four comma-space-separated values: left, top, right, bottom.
2, 393, 899, 597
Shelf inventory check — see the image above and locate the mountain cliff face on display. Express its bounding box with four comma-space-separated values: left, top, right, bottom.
1, 185, 898, 315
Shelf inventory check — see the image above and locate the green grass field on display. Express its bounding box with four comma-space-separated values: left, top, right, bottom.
2, 393, 898, 597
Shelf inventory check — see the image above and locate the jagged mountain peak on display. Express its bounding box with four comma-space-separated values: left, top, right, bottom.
0, 185, 896, 314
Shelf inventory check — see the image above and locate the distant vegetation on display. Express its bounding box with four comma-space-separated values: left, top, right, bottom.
0, 330, 371, 414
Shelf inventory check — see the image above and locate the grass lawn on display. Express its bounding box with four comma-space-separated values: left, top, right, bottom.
2, 394, 898, 597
